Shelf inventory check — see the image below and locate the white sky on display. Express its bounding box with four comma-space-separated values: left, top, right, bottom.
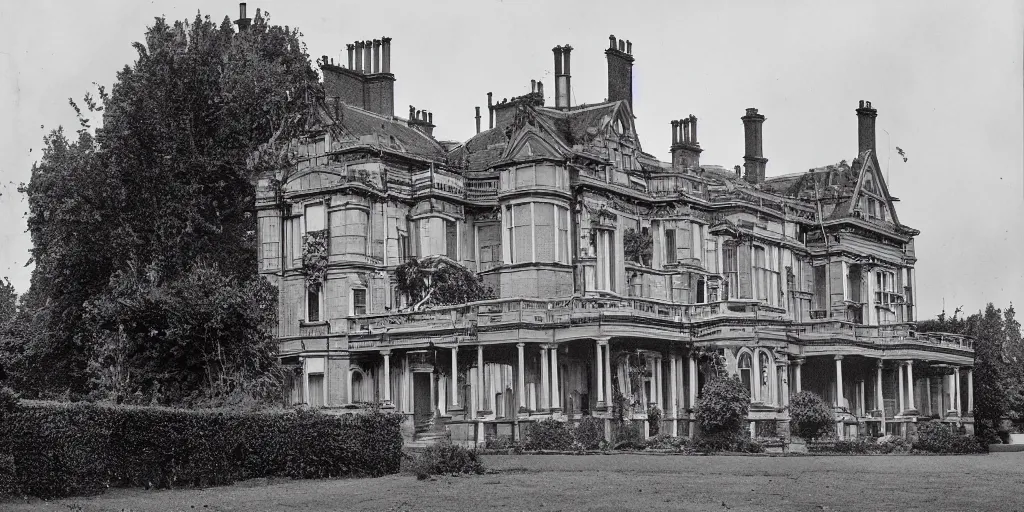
1, 0, 1022, 318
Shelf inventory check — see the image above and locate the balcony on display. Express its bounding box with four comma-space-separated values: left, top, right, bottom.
341, 297, 790, 349
789, 321, 974, 352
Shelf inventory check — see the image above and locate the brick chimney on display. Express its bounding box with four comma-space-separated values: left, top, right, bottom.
487, 92, 494, 129
856, 100, 877, 155
670, 114, 702, 169
321, 36, 395, 117
408, 105, 435, 138
741, 108, 767, 184
234, 3, 252, 32
606, 35, 634, 108
553, 45, 573, 110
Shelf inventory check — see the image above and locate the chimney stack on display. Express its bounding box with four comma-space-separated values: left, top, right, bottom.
537, 81, 544, 100
606, 35, 635, 108
346, 44, 355, 69
382, 37, 392, 73
553, 45, 573, 109
372, 39, 381, 74
355, 41, 364, 73
234, 3, 252, 32
741, 108, 768, 184
670, 114, 702, 169
363, 40, 372, 74
475, 107, 481, 134
856, 100, 877, 155
487, 92, 494, 129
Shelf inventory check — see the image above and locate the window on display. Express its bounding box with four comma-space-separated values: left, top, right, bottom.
875, 270, 898, 306
867, 198, 878, 219
330, 208, 369, 256
664, 229, 677, 264
738, 352, 753, 398
445, 219, 458, 260
813, 265, 827, 310
505, 202, 570, 264
723, 245, 738, 299
595, 229, 616, 291
352, 288, 367, 316
753, 245, 781, 306
398, 233, 409, 263
758, 352, 772, 403
304, 204, 325, 232
306, 286, 321, 322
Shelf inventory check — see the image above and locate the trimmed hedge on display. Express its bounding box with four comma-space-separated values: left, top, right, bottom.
0, 393, 404, 498
913, 421, 984, 454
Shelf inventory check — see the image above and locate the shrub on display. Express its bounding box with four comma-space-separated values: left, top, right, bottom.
407, 440, 484, 479
647, 406, 662, 436
789, 391, 834, 440
691, 431, 765, 453
572, 416, 605, 450
876, 435, 912, 454
913, 421, 984, 454
694, 376, 749, 438
646, 434, 690, 451
0, 401, 405, 498
524, 418, 573, 451
612, 420, 646, 450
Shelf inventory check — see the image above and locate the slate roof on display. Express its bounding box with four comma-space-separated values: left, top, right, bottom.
319, 101, 446, 162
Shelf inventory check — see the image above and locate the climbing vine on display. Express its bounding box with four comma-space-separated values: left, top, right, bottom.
395, 256, 494, 309
302, 229, 329, 290
623, 228, 653, 267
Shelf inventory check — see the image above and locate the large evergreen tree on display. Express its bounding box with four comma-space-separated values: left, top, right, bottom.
9, 10, 319, 405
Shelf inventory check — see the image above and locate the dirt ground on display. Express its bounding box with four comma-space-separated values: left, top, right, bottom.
6, 453, 1024, 512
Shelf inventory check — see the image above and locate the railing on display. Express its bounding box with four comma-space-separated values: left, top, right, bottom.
345, 297, 788, 337
789, 321, 974, 351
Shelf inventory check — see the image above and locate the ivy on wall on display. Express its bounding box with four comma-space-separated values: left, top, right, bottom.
302, 229, 329, 290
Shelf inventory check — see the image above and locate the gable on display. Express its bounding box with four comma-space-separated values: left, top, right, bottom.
848, 152, 901, 225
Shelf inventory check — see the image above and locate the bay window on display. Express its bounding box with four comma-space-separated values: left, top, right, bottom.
504, 202, 570, 265
330, 207, 369, 256
875, 270, 897, 306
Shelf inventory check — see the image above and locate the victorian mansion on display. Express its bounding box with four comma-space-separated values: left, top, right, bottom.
254, 21, 975, 445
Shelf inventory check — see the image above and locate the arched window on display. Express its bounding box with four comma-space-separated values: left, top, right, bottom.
759, 352, 772, 403
738, 352, 753, 398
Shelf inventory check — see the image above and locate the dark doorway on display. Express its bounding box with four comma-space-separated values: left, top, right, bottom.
413, 372, 432, 431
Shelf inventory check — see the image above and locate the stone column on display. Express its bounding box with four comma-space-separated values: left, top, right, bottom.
794, 359, 803, 392
954, 366, 962, 416
897, 362, 905, 414
941, 372, 949, 415
968, 368, 974, 414
924, 377, 931, 417
451, 347, 459, 408
779, 362, 790, 408
595, 339, 605, 405
670, 353, 679, 419
835, 355, 845, 407
654, 355, 663, 410
550, 346, 561, 411
382, 351, 392, 403
603, 343, 613, 408
906, 360, 916, 412
688, 355, 698, 408
477, 345, 485, 415
540, 346, 550, 411
753, 351, 762, 403
517, 343, 526, 412
347, 363, 355, 403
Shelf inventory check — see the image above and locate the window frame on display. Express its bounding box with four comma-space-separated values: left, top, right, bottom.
306, 285, 323, 323
351, 287, 367, 316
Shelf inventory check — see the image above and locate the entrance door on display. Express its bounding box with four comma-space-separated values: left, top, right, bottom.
413, 372, 433, 432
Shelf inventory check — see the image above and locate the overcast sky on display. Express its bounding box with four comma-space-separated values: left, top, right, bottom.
1, 0, 1022, 318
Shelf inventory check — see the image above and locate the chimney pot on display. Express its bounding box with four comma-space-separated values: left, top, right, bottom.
671, 120, 679, 145
618, 40, 625, 52
428, 112, 433, 125
531, 79, 536, 93
609, 35, 617, 49
626, 40, 632, 54
239, 3, 247, 18
475, 106, 481, 134
734, 165, 742, 177
859, 100, 865, 108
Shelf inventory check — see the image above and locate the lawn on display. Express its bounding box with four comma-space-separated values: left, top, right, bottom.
6, 453, 1023, 512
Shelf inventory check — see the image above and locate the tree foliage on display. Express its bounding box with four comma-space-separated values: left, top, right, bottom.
788, 390, 834, 440
694, 375, 750, 437
395, 256, 494, 310
8, 10, 319, 404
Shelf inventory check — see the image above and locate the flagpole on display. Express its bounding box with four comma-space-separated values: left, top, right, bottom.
883, 129, 891, 184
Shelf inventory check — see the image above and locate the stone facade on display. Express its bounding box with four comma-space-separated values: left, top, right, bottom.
256, 32, 974, 446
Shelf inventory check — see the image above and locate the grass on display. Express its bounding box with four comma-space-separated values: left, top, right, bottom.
5, 453, 1022, 511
